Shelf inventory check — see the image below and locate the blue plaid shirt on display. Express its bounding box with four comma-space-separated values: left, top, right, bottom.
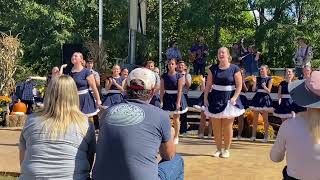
22, 81, 36, 101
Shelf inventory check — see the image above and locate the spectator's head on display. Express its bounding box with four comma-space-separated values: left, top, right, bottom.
145, 60, 155, 71
303, 65, 312, 79
289, 71, 320, 143
169, 40, 178, 48
71, 52, 84, 66
297, 37, 307, 47
126, 68, 156, 102
51, 67, 60, 76
217, 47, 231, 64
154, 67, 160, 75
197, 36, 205, 45
167, 58, 178, 73
259, 65, 270, 77
121, 68, 129, 78
86, 59, 94, 69
42, 75, 87, 139
177, 61, 186, 73
285, 68, 294, 81
112, 64, 121, 77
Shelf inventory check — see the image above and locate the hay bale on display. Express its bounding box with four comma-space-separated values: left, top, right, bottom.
8, 114, 27, 127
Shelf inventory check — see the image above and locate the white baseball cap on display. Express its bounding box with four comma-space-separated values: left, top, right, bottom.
127, 68, 156, 90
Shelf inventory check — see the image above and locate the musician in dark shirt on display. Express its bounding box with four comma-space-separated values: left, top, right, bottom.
188, 36, 209, 76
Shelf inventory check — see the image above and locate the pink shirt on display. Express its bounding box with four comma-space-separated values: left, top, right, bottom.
270, 116, 320, 180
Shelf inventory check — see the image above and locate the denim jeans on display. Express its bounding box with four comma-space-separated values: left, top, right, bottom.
158, 154, 184, 180
295, 67, 303, 79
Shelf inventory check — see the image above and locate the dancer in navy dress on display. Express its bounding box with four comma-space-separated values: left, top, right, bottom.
204, 47, 245, 158
102, 65, 126, 108
177, 61, 192, 136
237, 68, 249, 140
69, 52, 101, 117
273, 68, 296, 121
160, 58, 188, 144
249, 65, 273, 142
146, 61, 161, 108
193, 75, 213, 139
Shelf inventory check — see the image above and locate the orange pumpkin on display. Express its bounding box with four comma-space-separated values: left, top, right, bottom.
245, 111, 264, 125
12, 101, 27, 114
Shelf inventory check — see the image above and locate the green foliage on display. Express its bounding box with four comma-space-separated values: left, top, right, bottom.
0, 0, 320, 76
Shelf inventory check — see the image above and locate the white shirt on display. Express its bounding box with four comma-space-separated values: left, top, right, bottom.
270, 116, 320, 180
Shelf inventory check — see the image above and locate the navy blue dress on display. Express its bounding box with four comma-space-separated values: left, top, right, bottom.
205, 64, 245, 118
162, 72, 188, 114
102, 76, 125, 108
249, 76, 274, 112
193, 92, 205, 111
273, 81, 295, 118
70, 68, 98, 117
240, 80, 249, 109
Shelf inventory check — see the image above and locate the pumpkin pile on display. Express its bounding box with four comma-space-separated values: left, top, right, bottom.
245, 110, 264, 125
11, 100, 27, 115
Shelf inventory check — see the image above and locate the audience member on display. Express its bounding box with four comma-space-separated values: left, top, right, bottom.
19, 75, 96, 179
93, 68, 184, 180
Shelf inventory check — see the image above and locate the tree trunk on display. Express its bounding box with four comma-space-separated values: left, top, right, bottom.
297, 3, 304, 24
213, 16, 221, 52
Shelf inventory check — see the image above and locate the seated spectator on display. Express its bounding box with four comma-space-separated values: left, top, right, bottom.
93, 68, 184, 180
270, 70, 320, 180
19, 75, 96, 180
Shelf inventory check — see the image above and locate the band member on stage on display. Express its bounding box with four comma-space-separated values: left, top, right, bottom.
293, 37, 313, 79
189, 36, 209, 76
273, 68, 296, 121
102, 65, 126, 109
161, 58, 188, 144
240, 45, 261, 77
166, 40, 182, 62
249, 65, 273, 142
204, 47, 245, 158
69, 52, 101, 117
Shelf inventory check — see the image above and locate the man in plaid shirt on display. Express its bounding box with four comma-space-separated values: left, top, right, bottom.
21, 77, 36, 114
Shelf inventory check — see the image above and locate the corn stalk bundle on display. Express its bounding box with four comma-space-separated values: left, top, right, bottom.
84, 40, 108, 73
0, 32, 22, 96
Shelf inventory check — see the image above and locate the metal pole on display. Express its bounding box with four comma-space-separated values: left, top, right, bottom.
99, 0, 103, 47
129, 30, 136, 64
159, 0, 163, 71
98, 0, 103, 69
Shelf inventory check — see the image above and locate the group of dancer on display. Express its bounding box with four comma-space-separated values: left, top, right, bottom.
57, 46, 311, 159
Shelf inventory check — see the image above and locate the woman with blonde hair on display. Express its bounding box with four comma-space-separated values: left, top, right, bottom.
270, 70, 320, 180
19, 75, 96, 179
204, 47, 245, 158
